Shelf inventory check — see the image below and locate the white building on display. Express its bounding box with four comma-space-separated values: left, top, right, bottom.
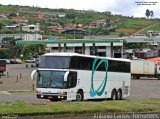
127, 34, 160, 45
16, 38, 125, 58
0, 34, 42, 47
21, 24, 40, 32
58, 13, 66, 18
45, 39, 124, 58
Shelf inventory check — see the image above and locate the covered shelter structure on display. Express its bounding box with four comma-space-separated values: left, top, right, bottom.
16, 38, 126, 58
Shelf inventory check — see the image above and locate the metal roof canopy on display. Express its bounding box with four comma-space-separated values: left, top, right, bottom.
16, 38, 126, 45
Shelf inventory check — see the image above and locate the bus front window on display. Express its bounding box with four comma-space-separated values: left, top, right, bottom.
39, 56, 70, 69
37, 71, 65, 88
50, 72, 65, 88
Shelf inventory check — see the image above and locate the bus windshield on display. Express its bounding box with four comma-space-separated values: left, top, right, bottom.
39, 56, 70, 69
37, 70, 65, 88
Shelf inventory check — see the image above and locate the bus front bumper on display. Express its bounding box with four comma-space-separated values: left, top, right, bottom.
36, 93, 67, 101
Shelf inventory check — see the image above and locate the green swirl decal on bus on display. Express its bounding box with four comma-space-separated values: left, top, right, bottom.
90, 57, 108, 97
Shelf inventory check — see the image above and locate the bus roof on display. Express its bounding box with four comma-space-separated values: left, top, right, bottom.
43, 52, 130, 62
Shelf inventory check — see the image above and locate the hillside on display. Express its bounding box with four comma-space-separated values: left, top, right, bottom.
0, 4, 159, 37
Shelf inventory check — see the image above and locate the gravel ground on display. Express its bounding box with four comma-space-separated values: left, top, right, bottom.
0, 63, 36, 91
129, 79, 160, 99
0, 64, 160, 103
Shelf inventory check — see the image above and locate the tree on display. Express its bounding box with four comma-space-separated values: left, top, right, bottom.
145, 9, 154, 18
66, 13, 77, 19
1, 37, 23, 58
22, 44, 45, 59
2, 37, 16, 46
119, 32, 125, 37
0, 23, 3, 30
145, 9, 150, 18
0, 50, 9, 59
150, 10, 154, 18
8, 13, 17, 18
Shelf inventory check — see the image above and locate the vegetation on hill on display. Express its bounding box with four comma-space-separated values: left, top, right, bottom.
0, 4, 160, 59
0, 4, 159, 36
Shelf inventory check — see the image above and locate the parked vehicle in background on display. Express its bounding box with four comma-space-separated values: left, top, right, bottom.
15, 58, 22, 64
25, 58, 35, 63
10, 59, 16, 64
35, 58, 40, 67
1, 59, 11, 64
10, 58, 22, 64
135, 50, 159, 59
146, 57, 160, 65
0, 60, 6, 76
131, 60, 160, 79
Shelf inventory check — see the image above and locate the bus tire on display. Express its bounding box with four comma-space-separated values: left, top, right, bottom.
116, 89, 122, 100
111, 89, 117, 100
49, 99, 54, 101
76, 90, 84, 101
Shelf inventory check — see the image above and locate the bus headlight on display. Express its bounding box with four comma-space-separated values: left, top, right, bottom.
36, 90, 41, 93
58, 92, 67, 95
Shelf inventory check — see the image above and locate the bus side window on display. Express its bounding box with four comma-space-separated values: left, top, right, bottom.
67, 72, 77, 88
70, 57, 77, 69
70, 56, 93, 70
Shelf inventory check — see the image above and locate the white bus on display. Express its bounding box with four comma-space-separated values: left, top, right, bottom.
31, 53, 131, 101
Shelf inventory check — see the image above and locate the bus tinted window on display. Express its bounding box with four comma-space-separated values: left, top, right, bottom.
39, 56, 70, 69
108, 60, 130, 73
70, 56, 130, 73
70, 56, 93, 70
95, 59, 106, 71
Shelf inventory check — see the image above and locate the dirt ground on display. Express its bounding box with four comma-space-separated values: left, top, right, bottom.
0, 64, 36, 91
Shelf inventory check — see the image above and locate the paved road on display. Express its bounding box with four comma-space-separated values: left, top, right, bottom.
129, 79, 160, 99
0, 64, 160, 103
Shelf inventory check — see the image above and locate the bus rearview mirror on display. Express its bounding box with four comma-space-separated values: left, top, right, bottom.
31, 70, 37, 80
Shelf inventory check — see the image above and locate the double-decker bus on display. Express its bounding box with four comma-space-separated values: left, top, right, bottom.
31, 53, 131, 101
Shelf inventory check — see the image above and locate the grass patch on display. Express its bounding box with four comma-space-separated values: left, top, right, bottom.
119, 18, 155, 30
0, 99, 160, 116
0, 78, 5, 84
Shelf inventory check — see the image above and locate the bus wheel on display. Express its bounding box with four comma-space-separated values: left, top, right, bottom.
116, 89, 122, 100
76, 90, 83, 101
111, 89, 117, 100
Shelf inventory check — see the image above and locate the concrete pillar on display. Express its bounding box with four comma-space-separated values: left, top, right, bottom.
82, 43, 85, 54
121, 45, 123, 58
85, 46, 90, 55
111, 43, 114, 58
92, 43, 95, 55
64, 43, 67, 52
58, 44, 61, 52
72, 47, 75, 53
49, 48, 52, 53
106, 46, 111, 57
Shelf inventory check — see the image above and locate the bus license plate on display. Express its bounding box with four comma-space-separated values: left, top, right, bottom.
48, 96, 53, 99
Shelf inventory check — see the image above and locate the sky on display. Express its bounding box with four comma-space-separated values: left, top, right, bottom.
0, 0, 159, 18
